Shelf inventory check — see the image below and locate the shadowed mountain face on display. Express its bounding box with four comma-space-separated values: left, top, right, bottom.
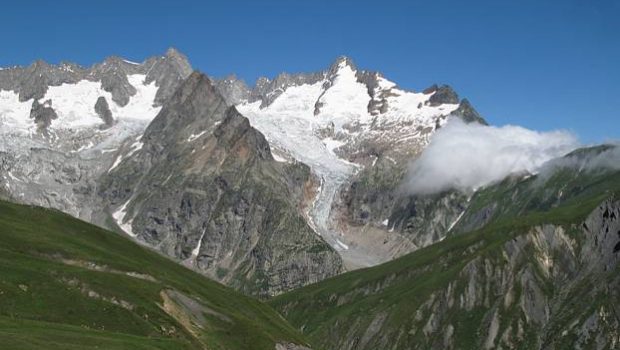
100, 72, 344, 297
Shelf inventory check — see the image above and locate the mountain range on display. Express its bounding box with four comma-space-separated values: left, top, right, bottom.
0, 49, 618, 349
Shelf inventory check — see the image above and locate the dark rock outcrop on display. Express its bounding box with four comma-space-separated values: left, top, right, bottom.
424, 84, 460, 106
94, 96, 114, 127
450, 98, 487, 125
29, 99, 58, 130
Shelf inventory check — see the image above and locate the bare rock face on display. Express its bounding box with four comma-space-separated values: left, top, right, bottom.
144, 48, 194, 106
94, 96, 114, 127
29, 99, 58, 131
449, 98, 487, 125
100, 72, 343, 297
15, 60, 86, 102
424, 84, 460, 106
88, 57, 139, 106
214, 75, 252, 105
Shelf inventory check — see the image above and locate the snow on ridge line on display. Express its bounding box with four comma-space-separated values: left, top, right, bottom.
0, 74, 161, 136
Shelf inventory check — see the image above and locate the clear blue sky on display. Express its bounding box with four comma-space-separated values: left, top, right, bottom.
1, 0, 618, 142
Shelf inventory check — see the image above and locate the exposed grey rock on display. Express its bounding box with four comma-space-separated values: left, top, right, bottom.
94, 96, 114, 127
213, 75, 251, 105
424, 84, 459, 106
0, 47, 191, 109
29, 99, 58, 130
143, 48, 193, 106
100, 72, 343, 297
449, 98, 487, 125
88, 57, 139, 106
16, 60, 86, 102
0, 147, 111, 223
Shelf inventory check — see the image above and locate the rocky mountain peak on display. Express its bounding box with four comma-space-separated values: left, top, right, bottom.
143, 48, 193, 106
213, 107, 274, 163
161, 47, 193, 76
166, 71, 222, 110
165, 47, 186, 60
450, 98, 487, 125
214, 74, 251, 105
141, 71, 228, 152
329, 55, 357, 75
423, 84, 460, 106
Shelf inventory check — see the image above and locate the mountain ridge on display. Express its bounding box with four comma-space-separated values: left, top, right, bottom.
1, 49, 491, 296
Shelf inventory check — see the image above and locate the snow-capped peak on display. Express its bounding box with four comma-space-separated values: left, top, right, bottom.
235, 57, 473, 262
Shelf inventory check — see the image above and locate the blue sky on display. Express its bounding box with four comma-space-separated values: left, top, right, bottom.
1, 0, 618, 142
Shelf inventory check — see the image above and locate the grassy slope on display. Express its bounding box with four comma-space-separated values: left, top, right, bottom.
270, 166, 620, 349
0, 200, 309, 350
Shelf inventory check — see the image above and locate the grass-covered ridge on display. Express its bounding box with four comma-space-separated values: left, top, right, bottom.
0, 200, 309, 349
270, 151, 620, 349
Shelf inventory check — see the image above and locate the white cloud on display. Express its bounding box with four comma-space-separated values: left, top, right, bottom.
538, 142, 620, 177
404, 118, 580, 195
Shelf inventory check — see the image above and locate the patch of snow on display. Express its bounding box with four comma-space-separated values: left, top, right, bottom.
108, 153, 124, 173
7, 171, 21, 182
336, 239, 349, 251
126, 136, 143, 157
447, 210, 466, 232
236, 66, 461, 268
112, 198, 136, 237
31, 74, 160, 132
75, 141, 94, 153
272, 152, 289, 163
100, 148, 118, 154
187, 130, 207, 142
191, 229, 207, 259
371, 156, 378, 167
0, 90, 36, 135
323, 138, 345, 156
381, 219, 389, 226
315, 64, 373, 130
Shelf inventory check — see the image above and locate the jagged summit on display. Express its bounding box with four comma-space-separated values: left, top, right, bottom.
0, 48, 192, 108
1, 49, 487, 293
164, 47, 185, 59
211, 56, 484, 128
328, 55, 357, 74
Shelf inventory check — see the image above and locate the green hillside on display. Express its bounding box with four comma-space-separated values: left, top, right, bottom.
270, 153, 620, 350
0, 200, 310, 350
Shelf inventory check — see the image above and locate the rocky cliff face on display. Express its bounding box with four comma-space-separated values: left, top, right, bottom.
100, 72, 343, 297
271, 165, 620, 349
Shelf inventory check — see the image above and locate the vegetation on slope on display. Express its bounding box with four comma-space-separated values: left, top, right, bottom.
0, 200, 309, 349
270, 152, 620, 350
